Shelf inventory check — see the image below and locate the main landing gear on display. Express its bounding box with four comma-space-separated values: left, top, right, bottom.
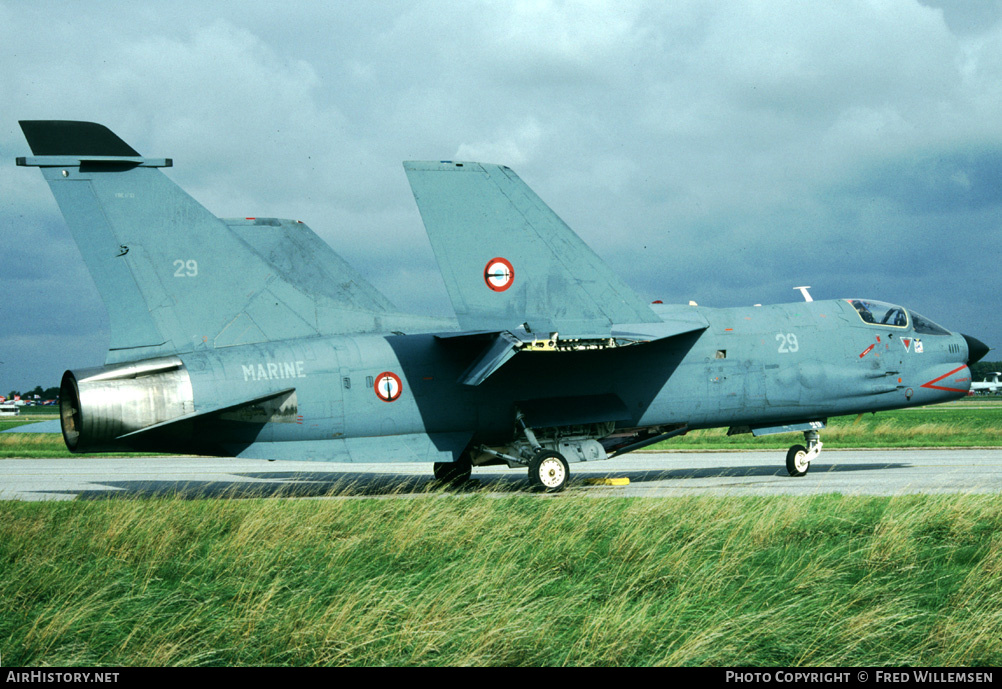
517, 412, 570, 492
527, 450, 570, 492
471, 443, 572, 493
786, 429, 823, 477
467, 411, 575, 492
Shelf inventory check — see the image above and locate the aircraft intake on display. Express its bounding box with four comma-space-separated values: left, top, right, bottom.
59, 356, 195, 452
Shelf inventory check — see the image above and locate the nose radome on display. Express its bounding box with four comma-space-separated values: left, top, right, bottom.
963, 334, 990, 366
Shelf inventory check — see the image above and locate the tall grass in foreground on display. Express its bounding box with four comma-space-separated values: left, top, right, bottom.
1, 494, 1000, 666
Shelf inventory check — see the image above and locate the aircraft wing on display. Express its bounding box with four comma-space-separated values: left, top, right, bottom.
404, 161, 663, 337
439, 311, 708, 386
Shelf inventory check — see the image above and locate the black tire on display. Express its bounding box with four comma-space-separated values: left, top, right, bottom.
786, 444, 810, 477
528, 450, 569, 492
433, 458, 472, 485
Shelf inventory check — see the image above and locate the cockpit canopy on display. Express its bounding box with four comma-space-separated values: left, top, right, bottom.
846, 300, 950, 335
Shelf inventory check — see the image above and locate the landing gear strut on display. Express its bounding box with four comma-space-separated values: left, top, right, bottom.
786, 429, 822, 477
466, 409, 574, 492
516, 411, 569, 492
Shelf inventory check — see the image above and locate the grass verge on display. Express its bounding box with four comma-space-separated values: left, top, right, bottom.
1, 493, 1000, 666
656, 403, 1002, 450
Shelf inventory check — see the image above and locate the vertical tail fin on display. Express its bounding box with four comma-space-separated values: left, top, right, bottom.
18, 121, 403, 363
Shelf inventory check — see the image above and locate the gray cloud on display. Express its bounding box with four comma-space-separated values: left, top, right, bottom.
2, 0, 1001, 393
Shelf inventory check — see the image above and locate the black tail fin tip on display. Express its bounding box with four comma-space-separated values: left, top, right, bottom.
19, 120, 140, 157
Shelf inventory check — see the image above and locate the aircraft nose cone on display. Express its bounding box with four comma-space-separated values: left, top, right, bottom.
963, 334, 990, 366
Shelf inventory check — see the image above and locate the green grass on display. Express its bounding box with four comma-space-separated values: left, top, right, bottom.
10, 407, 59, 417
657, 401, 1002, 451
0, 419, 176, 458
0, 431, 64, 458
0, 418, 54, 430
1, 494, 1000, 666
0, 432, 168, 459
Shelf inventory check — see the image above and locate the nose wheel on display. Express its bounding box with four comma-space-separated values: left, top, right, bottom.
786, 430, 822, 477
786, 445, 810, 476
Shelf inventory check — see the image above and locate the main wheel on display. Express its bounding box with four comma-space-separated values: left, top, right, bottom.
785, 444, 810, 477
433, 457, 472, 485
528, 450, 569, 492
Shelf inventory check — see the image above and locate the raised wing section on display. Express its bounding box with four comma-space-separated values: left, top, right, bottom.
18, 121, 433, 364
404, 162, 662, 337
440, 311, 709, 386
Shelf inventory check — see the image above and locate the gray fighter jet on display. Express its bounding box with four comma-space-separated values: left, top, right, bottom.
17, 121, 988, 491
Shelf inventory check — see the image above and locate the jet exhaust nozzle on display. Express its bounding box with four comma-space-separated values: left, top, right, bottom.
59, 356, 195, 452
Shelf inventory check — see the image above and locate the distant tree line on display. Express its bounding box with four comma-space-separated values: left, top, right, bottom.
971, 361, 1002, 381
4, 385, 60, 401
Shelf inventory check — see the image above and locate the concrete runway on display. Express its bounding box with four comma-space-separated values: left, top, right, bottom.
1, 449, 1000, 500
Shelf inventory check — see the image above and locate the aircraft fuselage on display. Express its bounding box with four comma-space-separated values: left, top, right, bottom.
71, 297, 970, 461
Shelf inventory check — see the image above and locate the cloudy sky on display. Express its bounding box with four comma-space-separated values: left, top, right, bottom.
2, 0, 1000, 394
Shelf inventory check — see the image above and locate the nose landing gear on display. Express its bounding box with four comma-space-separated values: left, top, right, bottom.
786, 429, 823, 477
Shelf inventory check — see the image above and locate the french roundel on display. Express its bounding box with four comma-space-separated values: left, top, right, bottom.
483, 257, 514, 292
374, 371, 403, 402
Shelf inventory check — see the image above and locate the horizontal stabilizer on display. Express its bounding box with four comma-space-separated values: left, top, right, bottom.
405, 161, 661, 336
116, 388, 296, 441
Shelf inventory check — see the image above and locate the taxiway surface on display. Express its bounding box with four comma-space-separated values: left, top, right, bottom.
1, 449, 1000, 500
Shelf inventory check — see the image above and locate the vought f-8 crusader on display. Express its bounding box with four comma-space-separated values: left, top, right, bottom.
17, 121, 988, 491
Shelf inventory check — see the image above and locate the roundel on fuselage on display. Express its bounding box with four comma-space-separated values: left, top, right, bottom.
374, 371, 402, 402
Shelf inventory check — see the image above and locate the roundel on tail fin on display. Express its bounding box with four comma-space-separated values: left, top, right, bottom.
484, 257, 514, 292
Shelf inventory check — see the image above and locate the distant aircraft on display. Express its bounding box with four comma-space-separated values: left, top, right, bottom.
17, 121, 989, 491
971, 373, 1001, 395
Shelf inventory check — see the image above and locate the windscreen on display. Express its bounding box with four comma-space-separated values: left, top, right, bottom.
910, 310, 950, 335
